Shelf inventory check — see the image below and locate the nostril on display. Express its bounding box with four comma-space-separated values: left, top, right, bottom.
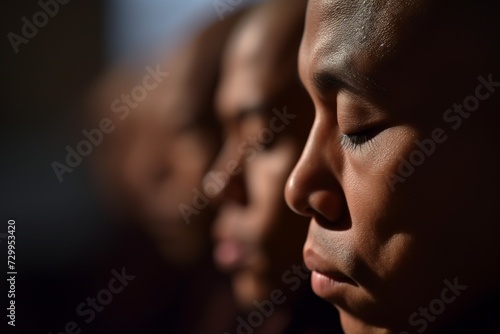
311, 210, 350, 231
286, 183, 347, 228
304, 207, 316, 217
286, 197, 312, 217
311, 211, 332, 228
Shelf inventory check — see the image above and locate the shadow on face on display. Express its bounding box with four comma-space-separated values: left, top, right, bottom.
204, 0, 315, 310
285, 0, 500, 332
87, 15, 243, 267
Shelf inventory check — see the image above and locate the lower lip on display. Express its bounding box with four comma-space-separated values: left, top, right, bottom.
311, 271, 346, 300
213, 240, 244, 270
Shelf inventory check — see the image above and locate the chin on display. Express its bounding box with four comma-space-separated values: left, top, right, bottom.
233, 270, 270, 311
339, 310, 393, 334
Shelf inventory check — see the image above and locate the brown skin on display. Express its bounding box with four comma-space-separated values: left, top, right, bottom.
285, 0, 500, 333
117, 28, 227, 264
88, 15, 244, 266
206, 0, 313, 310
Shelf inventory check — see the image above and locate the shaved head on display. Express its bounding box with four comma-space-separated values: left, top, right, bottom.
286, 0, 500, 332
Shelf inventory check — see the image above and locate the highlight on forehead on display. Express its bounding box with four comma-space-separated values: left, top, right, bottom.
329, 0, 377, 44
313, 0, 435, 47
225, 0, 306, 67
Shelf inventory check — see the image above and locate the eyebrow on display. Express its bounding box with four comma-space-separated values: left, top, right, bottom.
312, 68, 387, 98
236, 106, 270, 121
312, 71, 347, 92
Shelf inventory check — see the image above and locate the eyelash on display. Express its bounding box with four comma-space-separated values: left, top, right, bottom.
340, 131, 375, 151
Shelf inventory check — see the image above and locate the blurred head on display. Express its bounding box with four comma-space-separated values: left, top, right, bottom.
89, 17, 241, 265
205, 0, 312, 309
285, 0, 500, 332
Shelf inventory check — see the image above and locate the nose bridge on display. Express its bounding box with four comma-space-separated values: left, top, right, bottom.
285, 117, 337, 217
203, 136, 246, 205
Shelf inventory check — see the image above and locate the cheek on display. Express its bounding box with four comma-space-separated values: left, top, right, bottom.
343, 125, 418, 227
341, 125, 421, 272
244, 142, 302, 238
173, 136, 216, 192
122, 137, 157, 195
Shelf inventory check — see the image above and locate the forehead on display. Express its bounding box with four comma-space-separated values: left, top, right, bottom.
300, 0, 436, 90
217, 40, 289, 124
217, 2, 305, 123
306, 0, 433, 49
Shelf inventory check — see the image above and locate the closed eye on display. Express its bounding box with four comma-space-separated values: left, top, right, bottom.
340, 128, 380, 151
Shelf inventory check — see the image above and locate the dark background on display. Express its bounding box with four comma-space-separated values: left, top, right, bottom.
2, 1, 266, 333
1, 1, 131, 333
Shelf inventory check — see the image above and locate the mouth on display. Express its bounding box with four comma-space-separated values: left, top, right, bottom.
304, 248, 357, 301
213, 238, 246, 271
310, 271, 353, 300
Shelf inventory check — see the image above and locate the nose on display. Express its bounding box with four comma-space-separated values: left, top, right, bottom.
285, 119, 345, 225
203, 137, 248, 207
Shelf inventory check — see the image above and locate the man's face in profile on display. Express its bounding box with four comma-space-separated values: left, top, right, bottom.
207, 1, 313, 309
286, 0, 500, 332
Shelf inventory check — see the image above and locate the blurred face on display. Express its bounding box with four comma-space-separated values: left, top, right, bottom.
286, 0, 500, 332
119, 75, 220, 264
207, 21, 313, 308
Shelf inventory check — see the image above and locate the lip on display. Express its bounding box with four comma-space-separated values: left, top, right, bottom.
212, 212, 248, 272
213, 238, 246, 271
304, 248, 356, 301
310, 270, 350, 300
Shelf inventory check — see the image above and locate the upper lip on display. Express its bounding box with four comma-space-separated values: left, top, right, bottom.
304, 247, 357, 285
